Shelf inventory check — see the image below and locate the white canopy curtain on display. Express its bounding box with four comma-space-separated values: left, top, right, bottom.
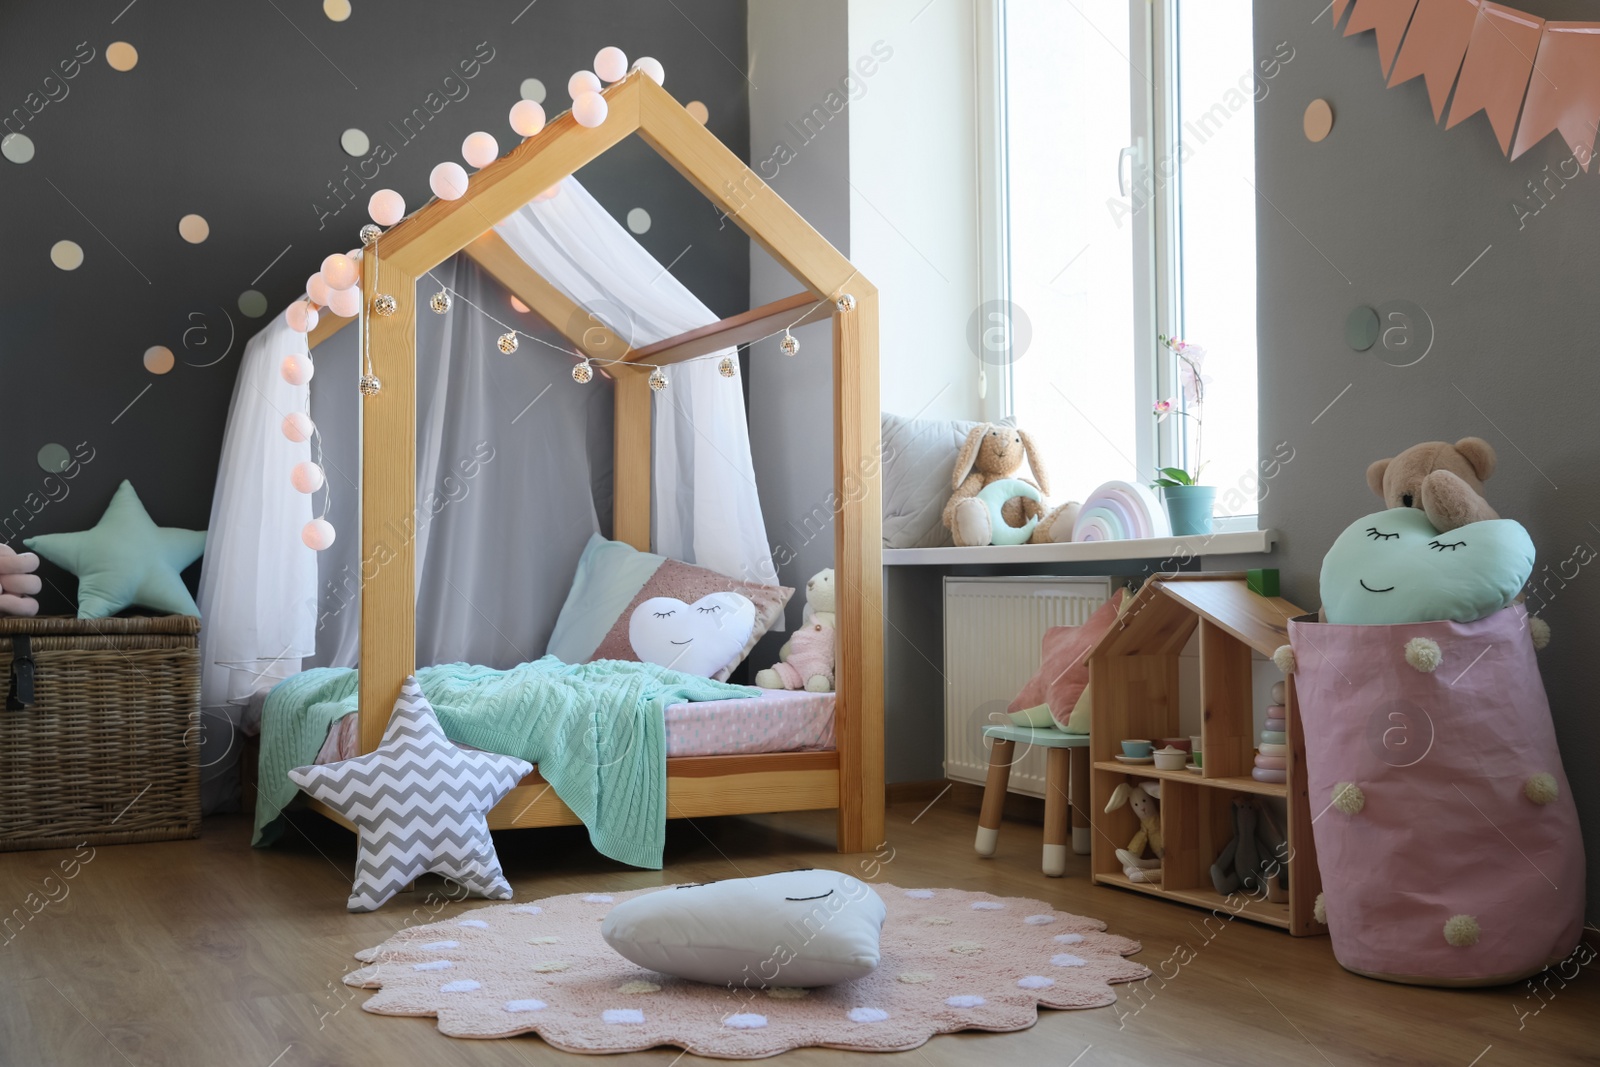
196, 176, 775, 812
495, 178, 778, 586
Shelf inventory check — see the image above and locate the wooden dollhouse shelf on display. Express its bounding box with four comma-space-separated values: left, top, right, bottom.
1087, 573, 1326, 937
1095, 871, 1294, 931
1090, 761, 1288, 798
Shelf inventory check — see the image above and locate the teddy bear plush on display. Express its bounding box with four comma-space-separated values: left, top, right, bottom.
759, 567, 838, 691
0, 544, 42, 617
941, 423, 1077, 547
755, 620, 835, 692
1366, 437, 1498, 534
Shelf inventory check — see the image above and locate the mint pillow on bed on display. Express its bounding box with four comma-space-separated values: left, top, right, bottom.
547, 535, 791, 680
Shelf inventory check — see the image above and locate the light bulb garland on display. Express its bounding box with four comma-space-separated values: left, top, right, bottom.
429, 289, 451, 314
648, 367, 668, 392
359, 223, 382, 247
572, 360, 594, 384
718, 356, 737, 378
779, 330, 799, 357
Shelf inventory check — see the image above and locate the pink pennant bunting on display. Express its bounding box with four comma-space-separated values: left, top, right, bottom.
1344, 0, 1422, 76
1511, 24, 1600, 169
1388, 0, 1479, 121
1446, 2, 1544, 155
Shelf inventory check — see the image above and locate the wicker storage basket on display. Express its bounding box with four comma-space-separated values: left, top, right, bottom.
0, 615, 201, 851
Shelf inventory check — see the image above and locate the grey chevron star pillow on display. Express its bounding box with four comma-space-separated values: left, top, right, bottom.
287, 677, 532, 912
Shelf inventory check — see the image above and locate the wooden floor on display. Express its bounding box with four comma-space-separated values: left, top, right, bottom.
3, 792, 1595, 1066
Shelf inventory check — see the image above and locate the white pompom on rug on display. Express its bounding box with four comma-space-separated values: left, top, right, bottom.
343, 883, 1149, 1057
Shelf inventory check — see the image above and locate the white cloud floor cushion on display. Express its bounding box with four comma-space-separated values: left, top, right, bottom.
288, 677, 532, 912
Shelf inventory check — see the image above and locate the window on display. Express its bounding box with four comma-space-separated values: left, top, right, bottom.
983, 0, 1265, 520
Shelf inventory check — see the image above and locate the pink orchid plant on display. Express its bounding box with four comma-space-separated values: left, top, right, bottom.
1152, 334, 1211, 488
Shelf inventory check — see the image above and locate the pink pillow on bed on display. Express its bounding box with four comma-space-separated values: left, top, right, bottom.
592, 560, 790, 679
1008, 588, 1124, 728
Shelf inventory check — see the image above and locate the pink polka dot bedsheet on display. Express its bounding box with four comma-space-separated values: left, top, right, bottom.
315, 687, 836, 765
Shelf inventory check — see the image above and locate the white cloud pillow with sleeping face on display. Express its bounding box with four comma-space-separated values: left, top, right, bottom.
1320, 508, 1535, 625
627, 591, 757, 677
600, 869, 886, 988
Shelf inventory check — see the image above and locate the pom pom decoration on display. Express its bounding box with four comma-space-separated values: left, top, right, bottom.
594, 46, 629, 83
1529, 614, 1551, 649
281, 353, 315, 386
462, 131, 499, 169
573, 92, 608, 129
1404, 636, 1442, 673
368, 188, 405, 226
306, 272, 332, 307
568, 70, 602, 100
321, 253, 359, 291
1525, 772, 1559, 805
429, 161, 469, 201
327, 284, 361, 318
509, 99, 545, 137
1331, 782, 1365, 816
285, 300, 318, 333
632, 57, 665, 85
290, 461, 326, 494
1272, 644, 1297, 674
1313, 892, 1327, 925
281, 412, 315, 443
302, 518, 337, 551
1443, 914, 1481, 948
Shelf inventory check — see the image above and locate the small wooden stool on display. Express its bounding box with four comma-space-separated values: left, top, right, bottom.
973, 725, 1091, 877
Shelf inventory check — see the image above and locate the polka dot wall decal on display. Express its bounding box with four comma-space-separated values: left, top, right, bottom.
50, 240, 83, 270
237, 290, 268, 318
626, 208, 651, 234
686, 100, 709, 124
106, 42, 138, 71
143, 345, 175, 374
341, 128, 370, 157
2, 133, 34, 164
177, 214, 209, 244
36, 443, 71, 474
520, 78, 547, 103
324, 0, 352, 21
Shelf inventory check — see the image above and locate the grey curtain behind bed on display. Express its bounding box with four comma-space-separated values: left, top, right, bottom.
306, 256, 613, 671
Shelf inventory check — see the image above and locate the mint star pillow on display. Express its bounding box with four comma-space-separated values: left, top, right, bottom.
26, 480, 207, 619
1319, 507, 1534, 625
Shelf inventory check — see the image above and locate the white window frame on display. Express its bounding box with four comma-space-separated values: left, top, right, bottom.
976, 0, 1259, 531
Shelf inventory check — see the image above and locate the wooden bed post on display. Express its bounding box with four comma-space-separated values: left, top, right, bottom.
613, 371, 652, 552
357, 257, 419, 754
834, 285, 885, 853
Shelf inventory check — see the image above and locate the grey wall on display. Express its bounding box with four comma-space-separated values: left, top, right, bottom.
746, 0, 850, 660
1255, 2, 1599, 919
1, 0, 748, 615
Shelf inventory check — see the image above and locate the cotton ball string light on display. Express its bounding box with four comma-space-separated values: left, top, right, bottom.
290, 461, 326, 494
281, 353, 315, 386
368, 188, 405, 226
509, 99, 545, 137
594, 47, 629, 83
281, 412, 315, 442
533, 183, 562, 202
302, 518, 337, 551
430, 161, 469, 201
568, 70, 602, 100
321, 252, 359, 291
462, 131, 499, 169
286, 300, 319, 333
306, 272, 332, 307
327, 284, 362, 318
632, 57, 665, 85
573, 92, 608, 128
346, 246, 364, 263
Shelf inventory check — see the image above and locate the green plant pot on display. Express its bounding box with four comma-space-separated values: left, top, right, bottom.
1162, 485, 1217, 537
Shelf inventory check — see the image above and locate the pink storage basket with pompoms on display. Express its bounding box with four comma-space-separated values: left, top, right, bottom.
1288, 606, 1584, 986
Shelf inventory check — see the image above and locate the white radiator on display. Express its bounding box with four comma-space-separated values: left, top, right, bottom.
943, 576, 1111, 797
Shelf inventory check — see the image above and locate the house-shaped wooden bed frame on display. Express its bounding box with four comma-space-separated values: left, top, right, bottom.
302, 72, 885, 853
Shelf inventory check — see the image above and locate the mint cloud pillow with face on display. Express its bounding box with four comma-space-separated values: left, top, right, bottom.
1320, 507, 1535, 625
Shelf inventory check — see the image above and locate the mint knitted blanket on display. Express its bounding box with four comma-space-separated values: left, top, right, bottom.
251, 657, 756, 869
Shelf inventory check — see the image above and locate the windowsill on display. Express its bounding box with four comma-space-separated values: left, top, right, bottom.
882, 528, 1276, 566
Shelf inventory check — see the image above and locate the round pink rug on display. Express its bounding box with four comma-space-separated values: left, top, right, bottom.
344, 883, 1149, 1057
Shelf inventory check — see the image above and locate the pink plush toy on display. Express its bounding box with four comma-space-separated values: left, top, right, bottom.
0, 544, 42, 617
754, 621, 835, 693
